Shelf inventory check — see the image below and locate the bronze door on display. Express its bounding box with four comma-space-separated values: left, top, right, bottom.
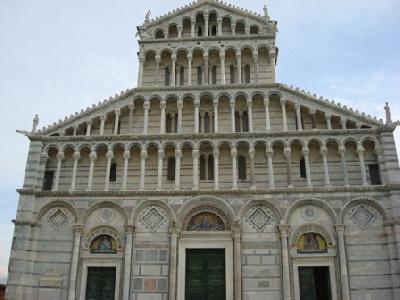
85, 267, 116, 300
185, 249, 226, 300
299, 266, 332, 300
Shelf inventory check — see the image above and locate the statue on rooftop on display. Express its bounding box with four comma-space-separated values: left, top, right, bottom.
145, 10, 151, 23
263, 3, 270, 20
32, 114, 39, 133
384, 102, 392, 125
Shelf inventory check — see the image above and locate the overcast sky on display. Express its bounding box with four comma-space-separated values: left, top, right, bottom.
0, 0, 399, 283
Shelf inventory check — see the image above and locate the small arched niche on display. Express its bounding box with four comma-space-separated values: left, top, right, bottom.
183, 205, 230, 231
296, 232, 328, 254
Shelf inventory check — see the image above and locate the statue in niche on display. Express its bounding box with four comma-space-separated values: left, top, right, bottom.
297, 232, 327, 253
187, 212, 225, 231
90, 235, 117, 253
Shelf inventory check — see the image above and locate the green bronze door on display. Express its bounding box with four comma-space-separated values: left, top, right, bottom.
185, 249, 226, 300
85, 267, 116, 300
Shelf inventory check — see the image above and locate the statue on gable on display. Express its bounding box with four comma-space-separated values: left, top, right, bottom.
145, 10, 151, 24
384, 102, 392, 125
32, 114, 39, 133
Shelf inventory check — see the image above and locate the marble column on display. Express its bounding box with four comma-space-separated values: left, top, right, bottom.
175, 149, 182, 190
69, 151, 80, 192
155, 55, 161, 86
310, 108, 317, 129
266, 147, 275, 188
171, 54, 176, 87
214, 149, 219, 190
284, 147, 293, 188
280, 100, 288, 131
231, 24, 235, 35
264, 99, 271, 131
217, 18, 222, 36
128, 101, 134, 134
279, 225, 292, 300
194, 100, 200, 133
204, 13, 209, 36
122, 150, 130, 190
247, 100, 253, 132
192, 149, 199, 190
220, 53, 226, 84
99, 115, 106, 135
160, 100, 166, 134
191, 19, 195, 37
321, 146, 331, 186
168, 223, 180, 300
143, 101, 150, 135
157, 150, 164, 191
236, 52, 242, 84
67, 224, 84, 300
230, 101, 236, 132
339, 146, 350, 186
177, 100, 183, 133
138, 57, 144, 87
374, 147, 387, 184
53, 152, 64, 191
113, 109, 120, 135
341, 118, 347, 130
38, 152, 49, 189
249, 148, 256, 189
177, 26, 183, 38
302, 147, 312, 187
213, 100, 219, 133
357, 145, 368, 186
123, 225, 135, 300
295, 104, 302, 131
231, 147, 238, 189
233, 222, 242, 300
72, 126, 78, 136
85, 121, 92, 136
204, 54, 209, 85
187, 54, 192, 86
270, 50, 276, 82
253, 51, 259, 83
140, 150, 148, 190
87, 151, 96, 191
104, 150, 114, 191
326, 114, 332, 130
335, 225, 350, 300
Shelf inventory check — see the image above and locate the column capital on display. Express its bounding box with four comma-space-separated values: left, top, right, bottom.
40, 152, 49, 162
177, 100, 183, 109
278, 224, 290, 235
309, 108, 317, 114
247, 100, 253, 107
325, 113, 332, 119
124, 225, 135, 235
232, 220, 241, 238
357, 145, 365, 155
213, 149, 219, 156
302, 147, 310, 156
220, 52, 225, 59
264, 98, 270, 106
295, 103, 301, 109
320, 146, 328, 156
73, 224, 85, 235
157, 149, 164, 159
141, 150, 148, 160
236, 51, 242, 59
280, 99, 287, 106
171, 54, 177, 61
106, 150, 114, 160
283, 147, 291, 158
155, 55, 161, 63
114, 109, 121, 116
86, 119, 93, 126
57, 152, 65, 160
169, 221, 181, 236
338, 145, 347, 155
160, 100, 166, 110
194, 100, 200, 108
99, 115, 106, 121
231, 147, 237, 158
123, 150, 131, 160
334, 224, 346, 235
213, 100, 219, 107
192, 149, 200, 159
143, 101, 150, 110
89, 151, 97, 161
73, 151, 81, 160
249, 148, 255, 159
252, 51, 259, 58
175, 149, 182, 159
266, 148, 274, 157
230, 100, 235, 109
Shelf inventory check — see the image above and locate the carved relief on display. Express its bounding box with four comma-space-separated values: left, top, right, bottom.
139, 206, 167, 232
245, 206, 274, 232
99, 207, 114, 224
351, 204, 377, 229
301, 206, 318, 222
47, 207, 71, 230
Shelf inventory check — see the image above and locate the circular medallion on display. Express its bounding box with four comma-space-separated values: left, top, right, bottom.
99, 208, 114, 224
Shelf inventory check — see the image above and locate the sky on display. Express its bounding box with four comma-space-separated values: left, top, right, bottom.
0, 0, 399, 283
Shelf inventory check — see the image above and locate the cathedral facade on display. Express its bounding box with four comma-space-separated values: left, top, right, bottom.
6, 1, 400, 300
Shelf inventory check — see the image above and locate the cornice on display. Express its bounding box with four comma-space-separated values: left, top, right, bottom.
17, 184, 399, 198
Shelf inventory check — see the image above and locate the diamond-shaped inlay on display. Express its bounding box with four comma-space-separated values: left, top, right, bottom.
352, 205, 376, 229
248, 207, 271, 231
49, 209, 69, 230
141, 207, 165, 231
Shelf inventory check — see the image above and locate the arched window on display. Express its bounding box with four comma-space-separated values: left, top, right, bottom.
200, 155, 206, 180
165, 67, 170, 86
155, 30, 165, 39
235, 111, 241, 132
230, 65, 235, 83
208, 155, 214, 180
197, 25, 203, 36
211, 25, 217, 36
167, 157, 175, 181
238, 155, 246, 180
109, 163, 117, 182
300, 158, 307, 178
235, 22, 245, 35
166, 113, 172, 133
204, 113, 210, 133
250, 26, 259, 34
174, 113, 178, 133
180, 66, 184, 86
368, 159, 382, 185
168, 24, 178, 38
197, 66, 203, 85
242, 111, 249, 132
244, 65, 251, 83
211, 65, 217, 84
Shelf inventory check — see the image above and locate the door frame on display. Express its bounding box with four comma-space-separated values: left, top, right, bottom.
177, 231, 233, 300
79, 254, 122, 300
292, 256, 337, 300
